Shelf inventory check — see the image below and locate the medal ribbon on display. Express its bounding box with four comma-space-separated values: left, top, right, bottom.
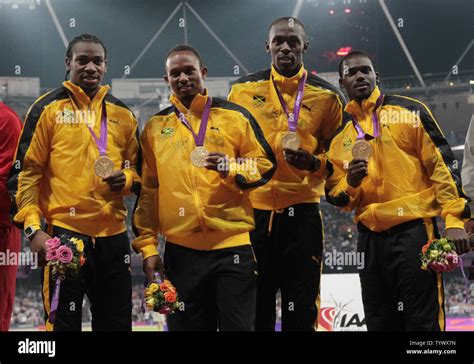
87, 100, 108, 156
176, 97, 212, 147
272, 71, 307, 132
48, 277, 61, 324
352, 94, 384, 140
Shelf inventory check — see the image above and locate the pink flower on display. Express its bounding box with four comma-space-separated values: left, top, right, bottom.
446, 253, 459, 269
57, 245, 73, 264
446, 253, 458, 264
45, 237, 61, 250
428, 261, 443, 272
46, 249, 58, 262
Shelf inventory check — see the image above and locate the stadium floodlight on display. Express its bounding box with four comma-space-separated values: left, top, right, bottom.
337, 47, 352, 56
452, 145, 465, 151
0, 0, 41, 5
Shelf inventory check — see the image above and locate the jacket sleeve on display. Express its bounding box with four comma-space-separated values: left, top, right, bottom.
132, 123, 159, 259
10, 104, 53, 230
324, 144, 362, 212
221, 109, 277, 191
415, 104, 469, 229
122, 116, 141, 195
462, 116, 474, 218
0, 108, 22, 227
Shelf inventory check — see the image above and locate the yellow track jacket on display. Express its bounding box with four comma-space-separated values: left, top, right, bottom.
228, 65, 345, 210
8, 81, 141, 237
133, 92, 276, 258
326, 86, 470, 232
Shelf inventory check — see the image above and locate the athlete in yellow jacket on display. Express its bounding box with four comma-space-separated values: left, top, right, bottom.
8, 34, 140, 331
133, 45, 276, 331
228, 17, 345, 331
326, 50, 470, 331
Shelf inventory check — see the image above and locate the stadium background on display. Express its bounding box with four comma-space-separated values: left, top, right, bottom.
1, 0, 472, 331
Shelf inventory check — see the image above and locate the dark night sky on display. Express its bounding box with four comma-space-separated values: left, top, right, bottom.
0, 0, 472, 88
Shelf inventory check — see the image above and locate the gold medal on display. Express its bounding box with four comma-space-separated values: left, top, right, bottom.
281, 132, 300, 150
190, 146, 209, 168
94, 155, 115, 178
351, 140, 372, 160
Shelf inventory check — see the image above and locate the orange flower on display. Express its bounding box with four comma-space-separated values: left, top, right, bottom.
422, 241, 433, 254
164, 291, 177, 303
160, 280, 177, 293
160, 283, 170, 291
79, 256, 86, 266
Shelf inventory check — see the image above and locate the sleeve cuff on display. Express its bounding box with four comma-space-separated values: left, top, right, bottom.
340, 175, 359, 197
139, 243, 159, 260
23, 212, 42, 230
445, 214, 466, 230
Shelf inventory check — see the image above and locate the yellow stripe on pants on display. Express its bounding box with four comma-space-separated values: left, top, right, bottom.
423, 218, 446, 331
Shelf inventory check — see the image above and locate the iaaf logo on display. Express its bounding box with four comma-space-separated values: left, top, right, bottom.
319, 298, 366, 331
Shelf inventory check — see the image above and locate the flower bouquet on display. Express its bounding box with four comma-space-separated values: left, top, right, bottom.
45, 235, 86, 323
420, 238, 459, 273
143, 273, 180, 315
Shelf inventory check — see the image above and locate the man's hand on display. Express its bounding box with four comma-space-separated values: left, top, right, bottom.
103, 171, 127, 192
445, 228, 470, 255
347, 159, 369, 188
29, 230, 52, 267
205, 152, 229, 179
283, 148, 319, 171
465, 219, 474, 249
143, 255, 164, 284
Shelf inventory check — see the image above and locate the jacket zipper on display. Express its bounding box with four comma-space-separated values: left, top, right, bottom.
188, 134, 208, 231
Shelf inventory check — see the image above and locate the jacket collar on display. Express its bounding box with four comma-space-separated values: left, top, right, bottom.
345, 86, 382, 120
270, 64, 305, 89
269, 64, 306, 111
63, 80, 109, 109
169, 89, 209, 116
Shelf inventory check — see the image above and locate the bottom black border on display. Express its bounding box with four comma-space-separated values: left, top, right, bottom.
0, 331, 473, 363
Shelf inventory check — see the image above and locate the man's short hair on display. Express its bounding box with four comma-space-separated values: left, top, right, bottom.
268, 17, 306, 35
166, 44, 203, 68
338, 51, 376, 77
